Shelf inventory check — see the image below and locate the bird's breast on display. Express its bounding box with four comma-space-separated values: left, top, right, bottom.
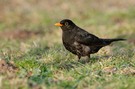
62, 31, 75, 43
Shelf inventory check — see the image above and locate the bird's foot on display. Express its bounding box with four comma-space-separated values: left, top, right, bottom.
78, 57, 90, 64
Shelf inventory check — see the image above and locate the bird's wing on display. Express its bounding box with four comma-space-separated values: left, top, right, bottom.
75, 28, 104, 46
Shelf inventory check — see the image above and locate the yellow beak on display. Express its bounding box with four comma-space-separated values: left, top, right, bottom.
54, 23, 63, 26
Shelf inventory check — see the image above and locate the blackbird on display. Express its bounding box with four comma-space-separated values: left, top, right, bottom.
55, 19, 125, 60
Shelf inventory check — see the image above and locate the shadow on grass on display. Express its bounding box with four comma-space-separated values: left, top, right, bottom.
53, 55, 111, 71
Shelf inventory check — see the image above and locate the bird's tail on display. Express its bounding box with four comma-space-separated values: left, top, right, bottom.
102, 38, 126, 45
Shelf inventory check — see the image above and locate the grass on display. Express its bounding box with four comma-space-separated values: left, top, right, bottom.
0, 0, 135, 89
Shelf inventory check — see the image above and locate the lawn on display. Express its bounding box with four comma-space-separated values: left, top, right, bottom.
0, 0, 135, 89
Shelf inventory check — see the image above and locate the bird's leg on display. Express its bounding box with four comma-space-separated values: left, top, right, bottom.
77, 55, 81, 62
87, 55, 90, 59
86, 55, 90, 63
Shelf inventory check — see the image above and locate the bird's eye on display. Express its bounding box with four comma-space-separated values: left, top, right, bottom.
65, 22, 69, 26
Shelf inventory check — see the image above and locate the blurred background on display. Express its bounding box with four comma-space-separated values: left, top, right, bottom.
1, 0, 135, 53
0, 0, 135, 89
0, 0, 135, 42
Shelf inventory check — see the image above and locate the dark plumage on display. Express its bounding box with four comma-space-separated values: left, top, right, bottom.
55, 19, 125, 60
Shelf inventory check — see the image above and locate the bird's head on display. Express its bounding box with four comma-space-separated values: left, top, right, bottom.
55, 19, 76, 30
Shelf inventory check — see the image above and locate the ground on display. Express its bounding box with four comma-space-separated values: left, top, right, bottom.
0, 0, 135, 89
